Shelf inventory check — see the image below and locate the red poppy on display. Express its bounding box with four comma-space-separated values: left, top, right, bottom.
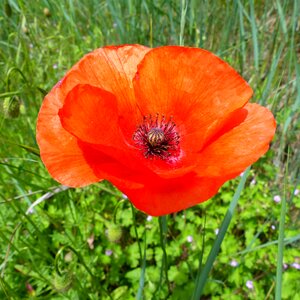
36, 45, 276, 216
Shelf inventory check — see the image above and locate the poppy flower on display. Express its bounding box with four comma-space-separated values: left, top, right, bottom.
36, 44, 276, 216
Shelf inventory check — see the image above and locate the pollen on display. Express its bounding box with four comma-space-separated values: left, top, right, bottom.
133, 114, 180, 160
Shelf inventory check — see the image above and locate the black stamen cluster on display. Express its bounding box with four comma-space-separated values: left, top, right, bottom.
133, 114, 180, 160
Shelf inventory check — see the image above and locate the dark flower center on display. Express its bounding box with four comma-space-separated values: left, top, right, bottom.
147, 128, 165, 146
133, 114, 180, 160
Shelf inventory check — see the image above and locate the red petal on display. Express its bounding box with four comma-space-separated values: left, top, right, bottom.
197, 103, 276, 177
117, 174, 228, 216
37, 88, 146, 188
59, 84, 123, 147
58, 45, 149, 100
133, 46, 253, 153
77, 141, 147, 189
58, 44, 150, 140
37, 45, 149, 187
37, 87, 101, 187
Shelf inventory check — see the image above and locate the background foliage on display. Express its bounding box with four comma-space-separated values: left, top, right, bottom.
0, 0, 299, 299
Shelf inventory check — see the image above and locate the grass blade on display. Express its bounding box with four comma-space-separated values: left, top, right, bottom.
275, 0, 287, 40
237, 0, 246, 74
179, 0, 188, 46
249, 0, 259, 71
237, 234, 300, 255
275, 155, 288, 300
260, 44, 284, 106
191, 168, 250, 299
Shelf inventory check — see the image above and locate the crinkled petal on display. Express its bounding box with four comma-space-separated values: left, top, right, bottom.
133, 46, 253, 152
37, 45, 150, 187
59, 84, 123, 147
196, 103, 276, 177
37, 87, 101, 186
58, 44, 150, 139
37, 87, 146, 188
116, 174, 228, 216
132, 46, 252, 176
77, 141, 146, 189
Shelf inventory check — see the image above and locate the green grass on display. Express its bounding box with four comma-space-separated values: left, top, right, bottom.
0, 0, 300, 299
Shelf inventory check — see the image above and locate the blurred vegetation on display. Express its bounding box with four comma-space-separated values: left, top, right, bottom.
0, 0, 299, 299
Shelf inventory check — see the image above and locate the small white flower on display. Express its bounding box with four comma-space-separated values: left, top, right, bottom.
273, 195, 281, 203
215, 228, 219, 235
230, 259, 238, 267
105, 249, 113, 256
87, 234, 94, 249
271, 225, 276, 230
146, 215, 153, 222
294, 189, 299, 196
246, 280, 254, 289
27, 207, 34, 214
291, 263, 300, 270
53, 63, 58, 69
186, 235, 193, 243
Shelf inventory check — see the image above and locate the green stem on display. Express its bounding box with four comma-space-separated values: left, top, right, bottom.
194, 214, 207, 285
275, 153, 289, 300
159, 215, 170, 293
55, 245, 112, 300
131, 204, 143, 264
191, 168, 250, 299
136, 230, 147, 300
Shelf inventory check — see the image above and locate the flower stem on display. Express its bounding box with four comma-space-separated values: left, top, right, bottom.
131, 204, 142, 264
159, 215, 170, 293
136, 230, 147, 300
